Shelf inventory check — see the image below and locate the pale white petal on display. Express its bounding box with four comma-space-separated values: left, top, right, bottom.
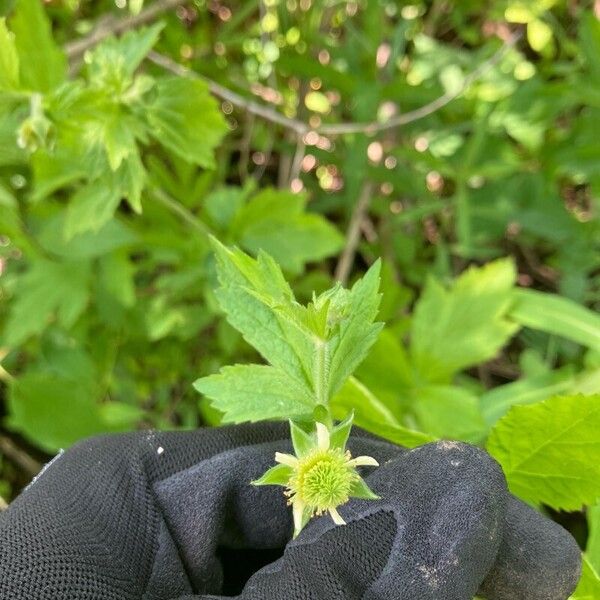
328, 506, 346, 525
347, 455, 379, 468
275, 452, 299, 468
293, 499, 306, 535
316, 422, 330, 451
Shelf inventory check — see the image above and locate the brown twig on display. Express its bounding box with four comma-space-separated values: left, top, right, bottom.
0, 434, 42, 477
288, 134, 306, 188
64, 0, 188, 59
148, 52, 310, 135
335, 182, 374, 285
316, 31, 522, 136
148, 31, 521, 137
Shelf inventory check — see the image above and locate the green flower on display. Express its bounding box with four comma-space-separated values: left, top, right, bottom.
253, 415, 380, 537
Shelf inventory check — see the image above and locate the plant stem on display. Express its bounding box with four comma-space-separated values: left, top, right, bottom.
150, 188, 211, 236
313, 337, 330, 409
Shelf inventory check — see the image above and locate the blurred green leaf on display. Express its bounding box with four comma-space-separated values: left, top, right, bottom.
89, 24, 164, 79
481, 367, 574, 427
232, 188, 344, 274
64, 178, 122, 239
510, 289, 600, 353
411, 259, 518, 382
579, 13, 600, 82
332, 376, 400, 428
588, 503, 600, 575
0, 18, 19, 90
7, 372, 107, 452
412, 385, 485, 442
38, 214, 137, 259
3, 260, 90, 346
145, 77, 227, 168
9, 0, 66, 92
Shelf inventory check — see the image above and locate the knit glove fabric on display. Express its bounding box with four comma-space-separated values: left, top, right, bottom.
0, 422, 581, 599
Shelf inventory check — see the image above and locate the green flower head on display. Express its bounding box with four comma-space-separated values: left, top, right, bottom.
252, 415, 380, 537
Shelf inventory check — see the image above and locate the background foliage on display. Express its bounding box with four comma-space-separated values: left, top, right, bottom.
1, 0, 600, 595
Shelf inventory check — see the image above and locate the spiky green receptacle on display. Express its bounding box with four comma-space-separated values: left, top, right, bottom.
289, 449, 358, 514
252, 415, 380, 537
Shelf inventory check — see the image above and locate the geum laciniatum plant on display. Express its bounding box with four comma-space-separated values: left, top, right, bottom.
195, 238, 384, 536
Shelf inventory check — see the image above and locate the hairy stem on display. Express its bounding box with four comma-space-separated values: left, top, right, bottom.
313, 337, 330, 409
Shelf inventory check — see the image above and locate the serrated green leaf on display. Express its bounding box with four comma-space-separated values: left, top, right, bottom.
510, 289, 600, 353
210, 238, 312, 389
0, 18, 19, 90
252, 463, 293, 486
2, 260, 90, 346
232, 188, 344, 274
10, 0, 66, 92
487, 394, 600, 511
145, 77, 227, 168
204, 242, 383, 424
193, 364, 315, 423
411, 259, 518, 383
327, 260, 384, 397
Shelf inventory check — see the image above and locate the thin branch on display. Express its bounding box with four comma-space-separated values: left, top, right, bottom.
147, 52, 309, 135
148, 31, 521, 138
64, 0, 187, 59
317, 31, 522, 136
335, 182, 374, 285
288, 134, 306, 188
150, 188, 211, 235
0, 434, 42, 477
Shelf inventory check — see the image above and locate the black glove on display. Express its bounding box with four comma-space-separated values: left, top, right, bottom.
0, 423, 581, 599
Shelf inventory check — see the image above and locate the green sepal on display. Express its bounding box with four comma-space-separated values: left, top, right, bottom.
293, 506, 313, 538
349, 477, 380, 500
289, 419, 314, 457
330, 411, 354, 450
251, 463, 293, 486
313, 404, 332, 428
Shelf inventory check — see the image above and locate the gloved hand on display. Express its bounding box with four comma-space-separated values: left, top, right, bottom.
0, 422, 581, 600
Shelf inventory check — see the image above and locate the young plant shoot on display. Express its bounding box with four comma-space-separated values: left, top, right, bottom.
194, 237, 384, 536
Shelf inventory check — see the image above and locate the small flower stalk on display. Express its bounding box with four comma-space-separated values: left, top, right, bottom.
252, 414, 380, 537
